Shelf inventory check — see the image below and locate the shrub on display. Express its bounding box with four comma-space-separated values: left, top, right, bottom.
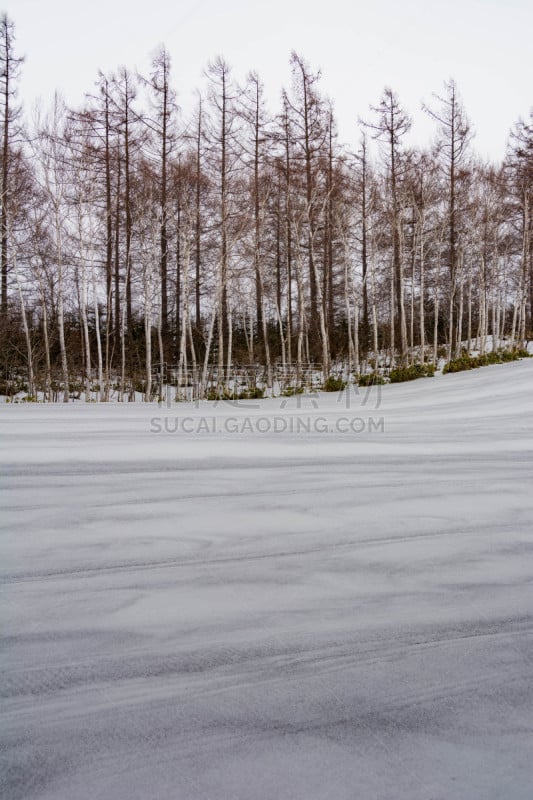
281, 385, 305, 397
322, 375, 347, 392
205, 387, 235, 401
443, 354, 476, 373
443, 349, 529, 374
238, 386, 264, 400
478, 351, 501, 366
389, 363, 435, 383
357, 372, 385, 386
498, 347, 530, 362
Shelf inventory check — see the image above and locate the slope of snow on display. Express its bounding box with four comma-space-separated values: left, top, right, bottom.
1, 361, 532, 800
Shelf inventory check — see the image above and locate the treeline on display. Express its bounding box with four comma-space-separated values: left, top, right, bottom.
1, 14, 532, 400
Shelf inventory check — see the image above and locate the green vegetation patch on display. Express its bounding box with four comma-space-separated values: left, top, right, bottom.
356, 372, 386, 386
322, 375, 347, 392
389, 363, 435, 383
443, 349, 530, 374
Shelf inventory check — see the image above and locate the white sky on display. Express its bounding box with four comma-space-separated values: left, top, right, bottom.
4, 0, 532, 161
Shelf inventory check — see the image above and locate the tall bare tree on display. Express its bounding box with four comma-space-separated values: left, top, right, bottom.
424, 79, 472, 357
0, 14, 24, 317
365, 88, 411, 363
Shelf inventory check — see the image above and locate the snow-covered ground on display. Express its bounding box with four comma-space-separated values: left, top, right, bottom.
1, 361, 532, 800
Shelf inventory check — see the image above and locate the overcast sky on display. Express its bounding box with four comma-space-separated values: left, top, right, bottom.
4, 0, 532, 160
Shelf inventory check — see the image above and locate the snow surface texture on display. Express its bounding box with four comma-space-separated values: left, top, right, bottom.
1, 361, 532, 800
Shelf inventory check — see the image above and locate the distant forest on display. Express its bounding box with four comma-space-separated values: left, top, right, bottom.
1, 13, 532, 400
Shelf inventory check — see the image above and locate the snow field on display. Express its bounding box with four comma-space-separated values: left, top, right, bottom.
1, 360, 532, 799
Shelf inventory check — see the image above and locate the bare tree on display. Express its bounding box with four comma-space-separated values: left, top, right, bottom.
141, 47, 179, 361
0, 13, 24, 317
424, 79, 472, 357
507, 110, 533, 340
365, 88, 411, 363
33, 96, 71, 401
